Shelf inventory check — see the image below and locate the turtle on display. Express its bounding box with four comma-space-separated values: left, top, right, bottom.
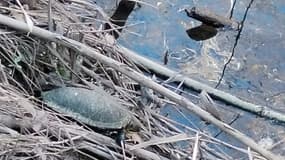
41, 86, 141, 144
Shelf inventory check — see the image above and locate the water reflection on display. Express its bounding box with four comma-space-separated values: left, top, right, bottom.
186, 24, 218, 41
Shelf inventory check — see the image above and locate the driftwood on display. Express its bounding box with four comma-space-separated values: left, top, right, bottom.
185, 7, 240, 30
0, 14, 281, 160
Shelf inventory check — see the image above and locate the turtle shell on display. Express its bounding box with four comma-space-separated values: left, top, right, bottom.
42, 87, 132, 130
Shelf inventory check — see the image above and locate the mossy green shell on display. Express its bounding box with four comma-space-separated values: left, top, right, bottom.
42, 87, 132, 129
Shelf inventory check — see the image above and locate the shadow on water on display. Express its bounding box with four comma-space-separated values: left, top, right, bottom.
186, 24, 218, 41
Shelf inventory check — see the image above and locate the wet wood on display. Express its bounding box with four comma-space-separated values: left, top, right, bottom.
104, 0, 136, 39
185, 7, 240, 30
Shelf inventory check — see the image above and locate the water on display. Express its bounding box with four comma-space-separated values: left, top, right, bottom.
99, 0, 285, 157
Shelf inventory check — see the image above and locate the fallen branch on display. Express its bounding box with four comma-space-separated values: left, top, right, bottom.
0, 14, 281, 160
117, 45, 285, 124
185, 7, 240, 30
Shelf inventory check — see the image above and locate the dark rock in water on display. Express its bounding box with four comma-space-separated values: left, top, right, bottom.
186, 23, 218, 41
104, 0, 137, 39
42, 87, 140, 131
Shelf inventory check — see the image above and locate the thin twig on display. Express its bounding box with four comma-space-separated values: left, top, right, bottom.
215, 0, 254, 88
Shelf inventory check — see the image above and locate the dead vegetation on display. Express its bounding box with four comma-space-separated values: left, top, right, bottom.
0, 0, 282, 160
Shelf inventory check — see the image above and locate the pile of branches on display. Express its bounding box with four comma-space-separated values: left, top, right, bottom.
0, 0, 282, 159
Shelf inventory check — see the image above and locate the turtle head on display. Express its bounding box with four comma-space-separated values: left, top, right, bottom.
126, 116, 142, 132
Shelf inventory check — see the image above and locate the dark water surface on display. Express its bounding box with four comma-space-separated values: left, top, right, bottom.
98, 0, 285, 157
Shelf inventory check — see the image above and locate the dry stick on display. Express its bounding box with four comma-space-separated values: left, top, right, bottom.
192, 132, 200, 160
48, 0, 53, 31
0, 60, 9, 85
116, 46, 285, 123
0, 15, 280, 160
129, 133, 195, 150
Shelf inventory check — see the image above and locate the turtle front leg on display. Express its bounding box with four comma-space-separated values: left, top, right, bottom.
116, 129, 126, 147
116, 129, 127, 160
